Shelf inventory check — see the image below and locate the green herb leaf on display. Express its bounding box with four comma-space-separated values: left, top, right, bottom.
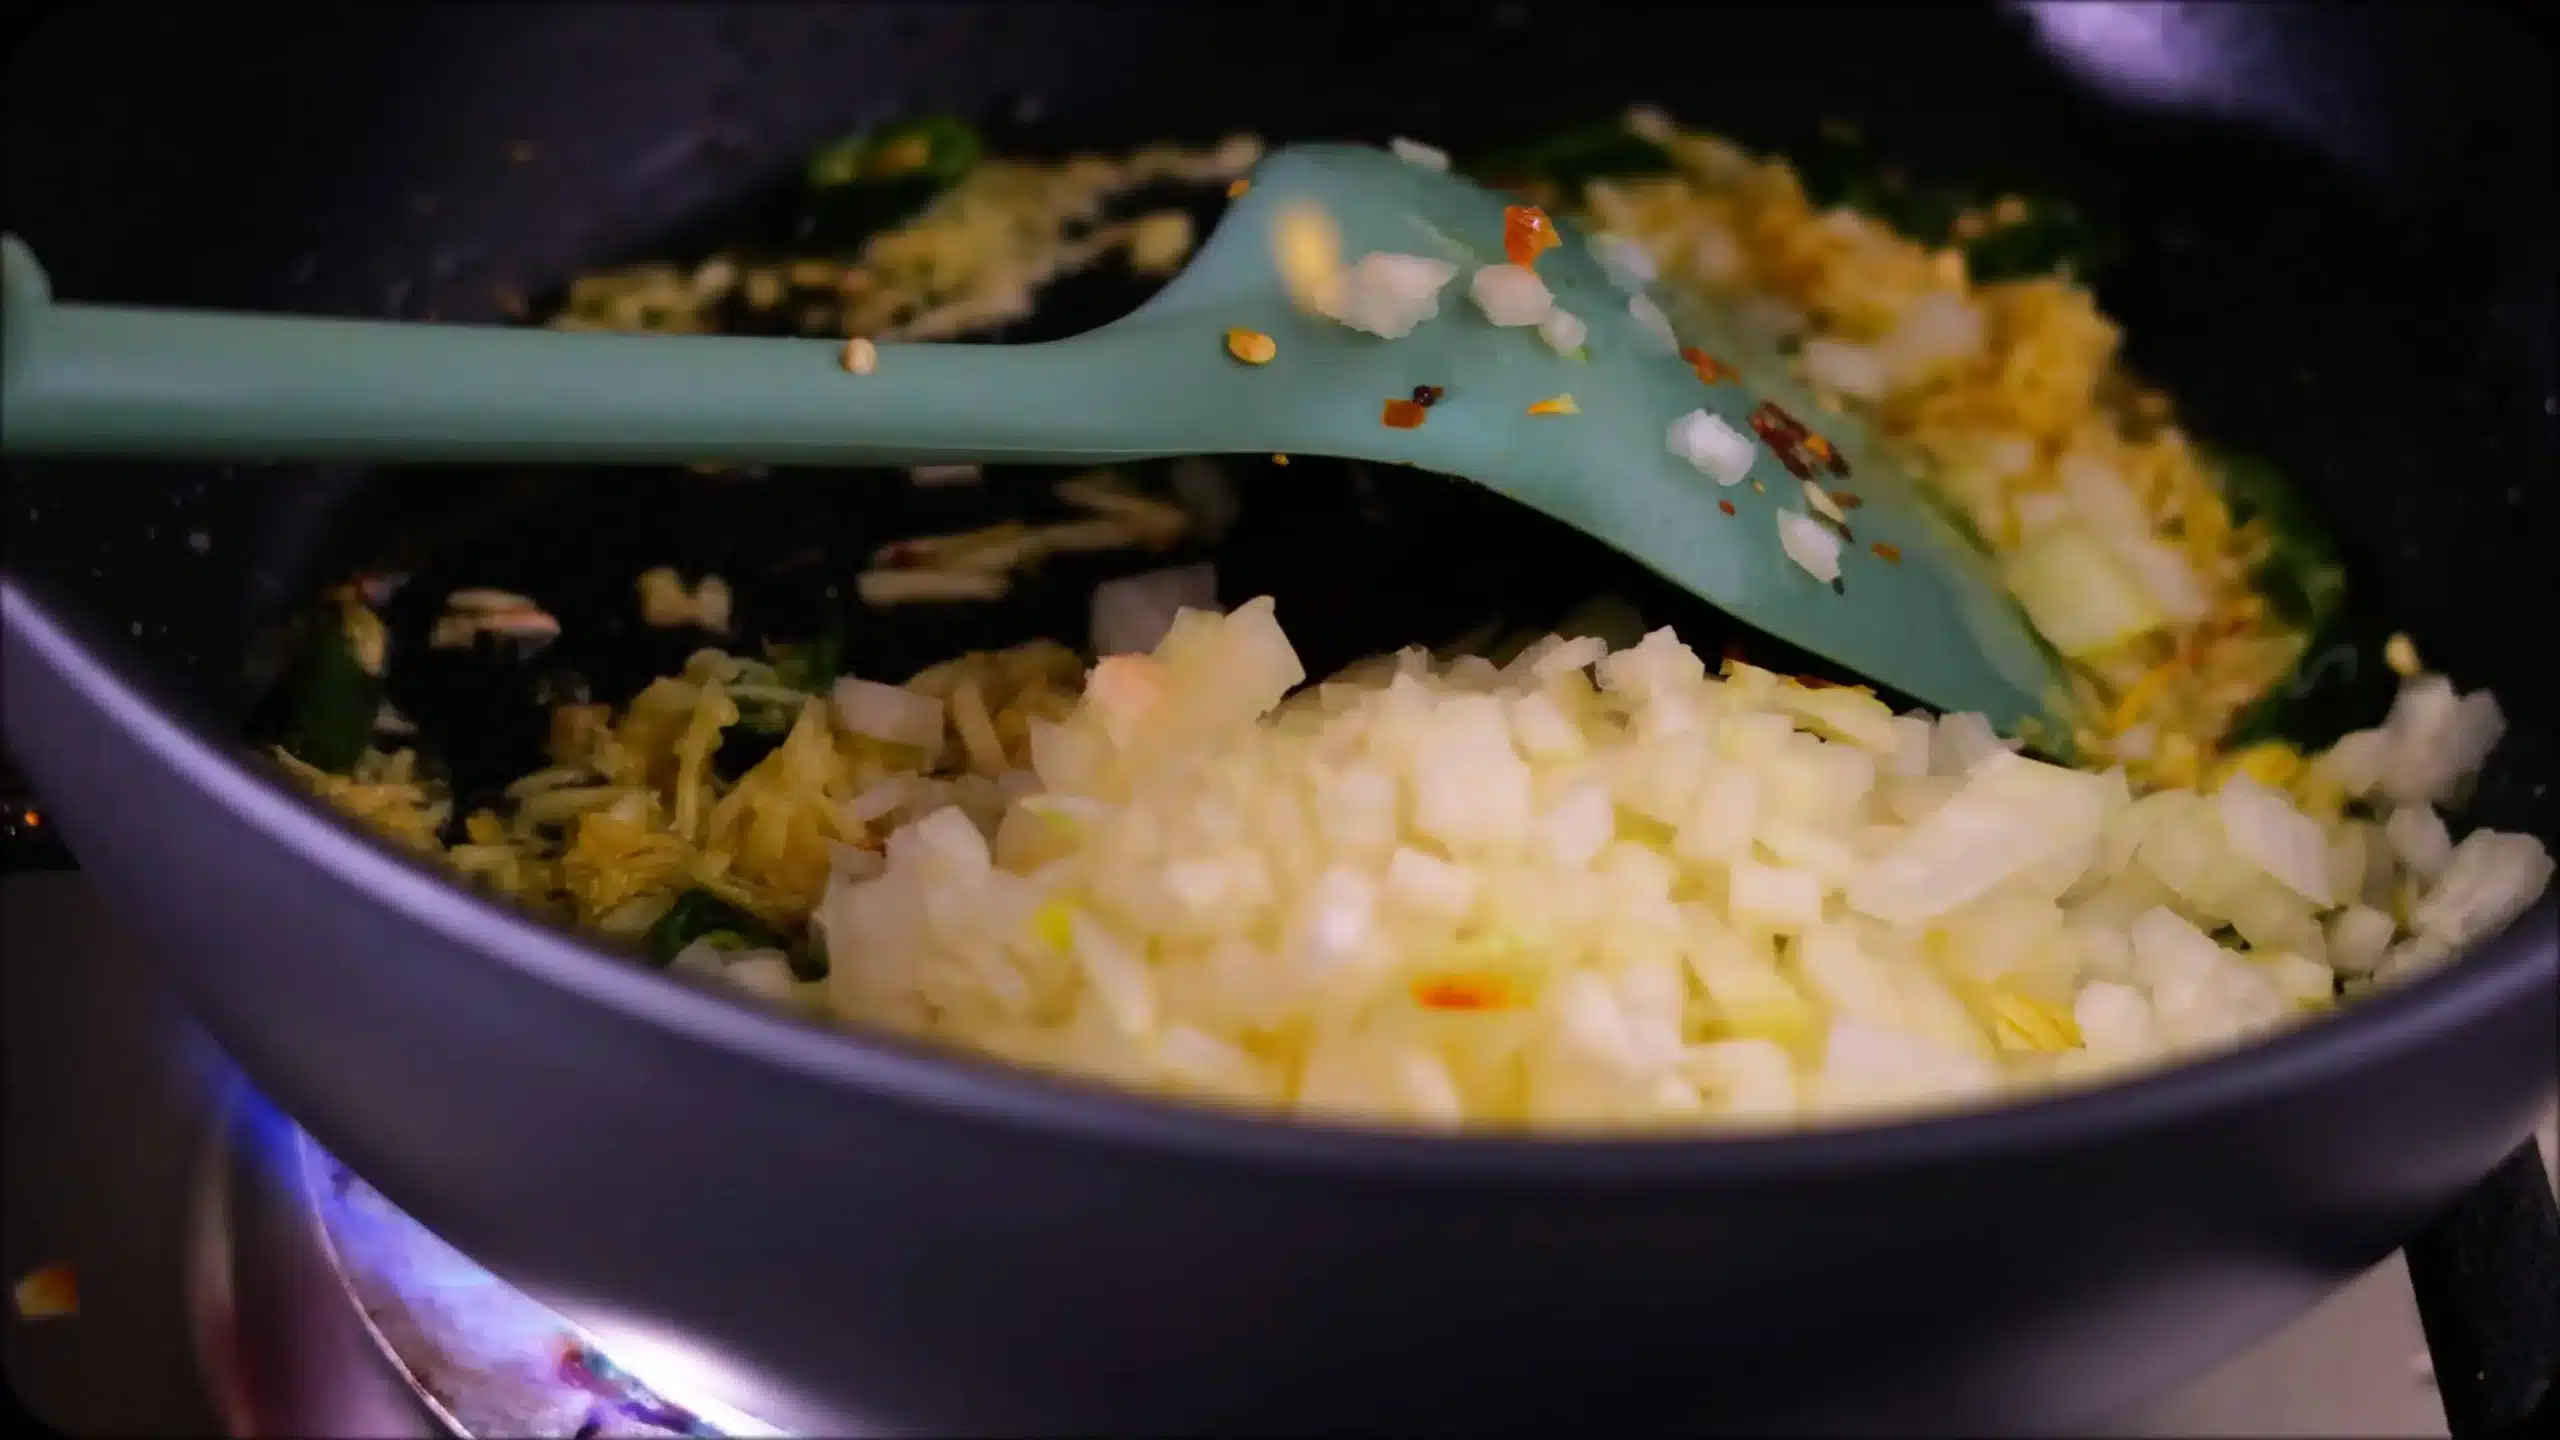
2210, 447, 2349, 634
2220, 609, 2395, 754
803, 114, 984, 249
1961, 195, 2126, 284
771, 622, 847, 696
2208, 445, 2378, 749
645, 888, 790, 967
279, 606, 384, 775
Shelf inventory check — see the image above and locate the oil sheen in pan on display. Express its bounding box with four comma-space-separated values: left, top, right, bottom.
295, 1130, 789, 1438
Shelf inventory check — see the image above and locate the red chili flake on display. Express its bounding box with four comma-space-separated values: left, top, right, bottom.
1802, 431, 1851, 477
1748, 401, 1821, 479
1717, 499, 1737, 516
1414, 974, 1515, 1012
1833, 491, 1864, 509
1795, 673, 1840, 689
1382, 397, 1429, 429
1748, 400, 1808, 439
1501, 205, 1560, 268
1412, 383, 1446, 407
1678, 346, 1735, 384
1870, 541, 1902, 564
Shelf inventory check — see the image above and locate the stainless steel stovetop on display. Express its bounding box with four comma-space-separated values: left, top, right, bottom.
3, 871, 2539, 1437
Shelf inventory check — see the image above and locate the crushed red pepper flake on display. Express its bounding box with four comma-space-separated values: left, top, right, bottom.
1501, 205, 1560, 268
1747, 400, 1830, 480
1411, 383, 1446, 407
1748, 400, 1805, 438
1870, 541, 1902, 564
1678, 346, 1734, 384
1801, 431, 1850, 477
1414, 974, 1516, 1012
1833, 491, 1864, 509
1381, 397, 1429, 429
1717, 499, 1737, 516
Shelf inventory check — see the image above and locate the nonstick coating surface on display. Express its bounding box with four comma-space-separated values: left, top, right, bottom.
4, 4, 2555, 1434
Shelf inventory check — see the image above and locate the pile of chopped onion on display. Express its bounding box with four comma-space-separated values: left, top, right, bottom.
815, 600, 2551, 1130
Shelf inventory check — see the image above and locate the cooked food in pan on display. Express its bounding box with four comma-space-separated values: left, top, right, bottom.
271, 111, 2551, 1129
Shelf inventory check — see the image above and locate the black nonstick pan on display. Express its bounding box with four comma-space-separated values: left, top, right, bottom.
4, 3, 2555, 1434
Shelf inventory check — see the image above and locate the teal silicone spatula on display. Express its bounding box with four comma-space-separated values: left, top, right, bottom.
0, 142, 2070, 740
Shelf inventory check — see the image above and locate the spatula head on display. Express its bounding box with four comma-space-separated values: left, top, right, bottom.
1125, 144, 2073, 742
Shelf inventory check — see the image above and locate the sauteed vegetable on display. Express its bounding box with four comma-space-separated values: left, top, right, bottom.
268, 111, 2551, 1129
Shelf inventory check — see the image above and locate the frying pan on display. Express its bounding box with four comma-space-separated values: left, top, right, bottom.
4, 3, 2556, 1433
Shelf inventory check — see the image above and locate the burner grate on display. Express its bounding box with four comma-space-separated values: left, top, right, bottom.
293, 1122, 785, 1439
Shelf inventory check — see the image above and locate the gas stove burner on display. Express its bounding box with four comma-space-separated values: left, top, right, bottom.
189, 1086, 790, 1439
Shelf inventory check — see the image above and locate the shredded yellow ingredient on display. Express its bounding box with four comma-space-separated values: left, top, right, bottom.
1580, 114, 2306, 786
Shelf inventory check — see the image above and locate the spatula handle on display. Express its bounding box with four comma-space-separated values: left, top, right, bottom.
0, 235, 1173, 469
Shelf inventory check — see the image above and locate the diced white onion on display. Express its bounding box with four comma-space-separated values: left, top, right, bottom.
1800, 338, 1888, 402
1876, 291, 1986, 383
1689, 224, 1745, 287
1335, 252, 1458, 339
2384, 804, 2454, 881
1091, 563, 1219, 658
1538, 306, 1588, 355
1627, 293, 1679, 351
2325, 905, 2395, 975
1469, 263, 1554, 327
2411, 831, 2554, 947
796, 596, 2546, 1131
1668, 408, 1754, 485
2216, 775, 2335, 906
1591, 232, 1658, 290
1776, 511, 1844, 584
721, 952, 799, 1002
832, 677, 946, 750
